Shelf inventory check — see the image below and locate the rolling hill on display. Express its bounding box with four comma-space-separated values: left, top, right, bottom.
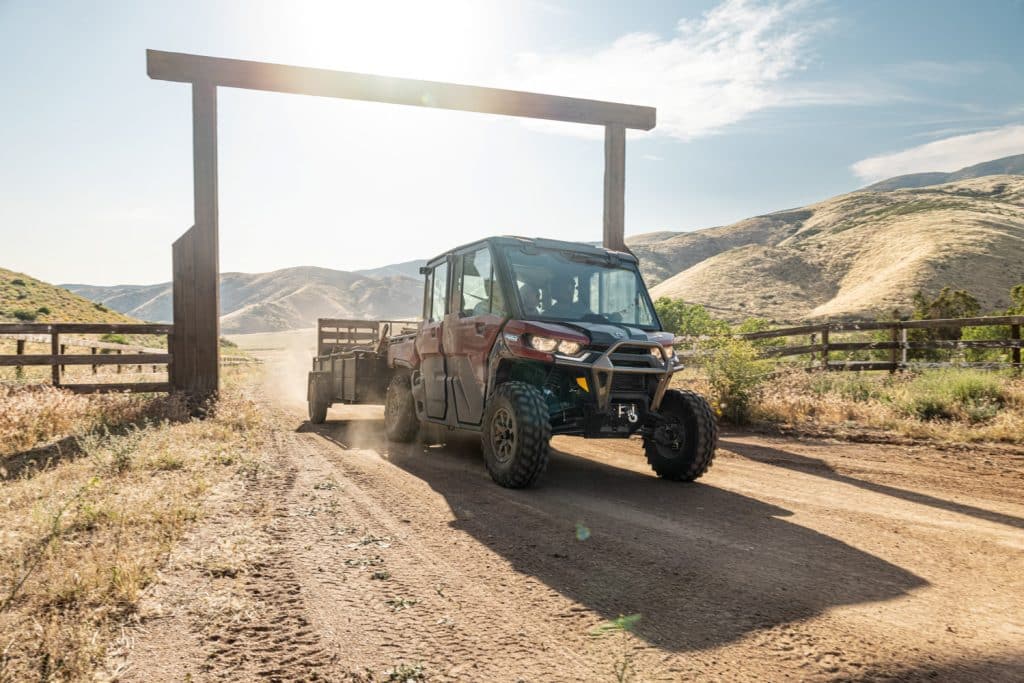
64, 266, 422, 334
644, 175, 1024, 321
1, 268, 138, 324
862, 153, 1024, 191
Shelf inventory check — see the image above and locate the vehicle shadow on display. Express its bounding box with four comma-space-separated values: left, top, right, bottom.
720, 439, 1024, 530
301, 419, 929, 654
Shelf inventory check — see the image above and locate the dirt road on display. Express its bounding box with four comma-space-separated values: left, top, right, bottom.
116, 394, 1024, 681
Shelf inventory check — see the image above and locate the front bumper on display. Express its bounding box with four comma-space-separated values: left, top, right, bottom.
553, 339, 682, 413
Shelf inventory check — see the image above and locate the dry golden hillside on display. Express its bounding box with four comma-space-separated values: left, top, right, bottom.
646, 176, 1024, 321
0, 268, 138, 324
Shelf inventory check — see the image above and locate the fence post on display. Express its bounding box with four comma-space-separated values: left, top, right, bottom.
91, 347, 98, 374
15, 338, 25, 380
889, 324, 899, 373
809, 332, 817, 368
116, 349, 123, 374
51, 330, 60, 386
821, 326, 830, 370
59, 343, 66, 375
1012, 323, 1021, 373
900, 327, 908, 369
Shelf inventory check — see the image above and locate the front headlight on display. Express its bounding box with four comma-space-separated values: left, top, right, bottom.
528, 335, 558, 353
651, 345, 675, 362
556, 340, 583, 356
528, 335, 584, 356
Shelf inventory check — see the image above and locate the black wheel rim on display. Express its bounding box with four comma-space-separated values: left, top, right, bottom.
654, 423, 685, 457
491, 407, 516, 464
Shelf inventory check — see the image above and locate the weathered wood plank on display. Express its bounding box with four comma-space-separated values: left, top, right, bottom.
49, 323, 173, 334
147, 50, 656, 130
825, 341, 900, 351
61, 382, 172, 394
171, 227, 198, 393
192, 79, 220, 400
760, 344, 824, 358
0, 323, 52, 334
603, 124, 626, 251
50, 330, 60, 385
0, 354, 170, 367
739, 324, 829, 340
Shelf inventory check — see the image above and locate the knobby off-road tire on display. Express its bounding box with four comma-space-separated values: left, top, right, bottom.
384, 374, 419, 443
307, 374, 329, 425
481, 381, 551, 488
644, 389, 718, 481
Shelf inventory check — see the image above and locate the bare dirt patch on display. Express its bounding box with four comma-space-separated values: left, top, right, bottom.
115, 386, 1024, 681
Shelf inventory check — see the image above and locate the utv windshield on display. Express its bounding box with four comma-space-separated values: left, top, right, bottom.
502, 246, 660, 330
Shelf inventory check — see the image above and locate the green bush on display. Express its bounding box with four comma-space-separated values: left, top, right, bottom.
12, 309, 37, 321
94, 302, 109, 312
36, 306, 51, 315
100, 333, 128, 345
654, 298, 729, 337
700, 336, 770, 424
10, 278, 26, 286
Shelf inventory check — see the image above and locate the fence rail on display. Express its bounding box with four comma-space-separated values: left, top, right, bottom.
726, 315, 1023, 371
1, 322, 174, 393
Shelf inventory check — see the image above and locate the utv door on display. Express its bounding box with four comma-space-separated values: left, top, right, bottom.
417, 259, 449, 420
444, 246, 506, 425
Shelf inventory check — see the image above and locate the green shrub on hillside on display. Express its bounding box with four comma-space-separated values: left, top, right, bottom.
12, 309, 37, 321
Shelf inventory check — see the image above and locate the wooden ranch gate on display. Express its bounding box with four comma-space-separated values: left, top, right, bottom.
146, 49, 656, 401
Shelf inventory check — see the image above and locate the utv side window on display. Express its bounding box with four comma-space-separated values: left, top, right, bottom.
428, 261, 448, 322
455, 247, 504, 316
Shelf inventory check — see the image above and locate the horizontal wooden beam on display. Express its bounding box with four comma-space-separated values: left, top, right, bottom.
0, 353, 170, 367
61, 382, 172, 394
147, 50, 656, 130
51, 323, 173, 335
739, 324, 829, 340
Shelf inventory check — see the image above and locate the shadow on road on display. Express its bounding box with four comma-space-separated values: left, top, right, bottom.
300, 419, 928, 653
721, 439, 1024, 530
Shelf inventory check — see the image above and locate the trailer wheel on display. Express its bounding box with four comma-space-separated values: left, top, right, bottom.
481, 381, 551, 488
644, 389, 717, 481
385, 374, 419, 443
307, 373, 329, 425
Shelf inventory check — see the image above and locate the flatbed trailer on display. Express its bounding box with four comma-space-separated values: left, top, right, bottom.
307, 318, 417, 420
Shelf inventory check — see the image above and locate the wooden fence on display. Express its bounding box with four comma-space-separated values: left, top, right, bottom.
729, 315, 1023, 371
0, 323, 173, 393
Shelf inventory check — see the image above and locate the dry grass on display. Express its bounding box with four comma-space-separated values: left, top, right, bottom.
677, 367, 1024, 444
0, 368, 271, 681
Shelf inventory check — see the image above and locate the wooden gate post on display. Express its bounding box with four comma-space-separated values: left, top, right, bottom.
170, 81, 220, 402
603, 124, 626, 252
1012, 323, 1021, 373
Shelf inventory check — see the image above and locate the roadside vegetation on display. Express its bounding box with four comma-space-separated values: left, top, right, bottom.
656, 287, 1024, 445
0, 368, 269, 681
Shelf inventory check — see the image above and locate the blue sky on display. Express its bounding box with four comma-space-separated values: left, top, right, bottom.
2, 0, 1023, 285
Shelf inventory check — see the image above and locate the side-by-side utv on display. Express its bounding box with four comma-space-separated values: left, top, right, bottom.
308, 236, 717, 488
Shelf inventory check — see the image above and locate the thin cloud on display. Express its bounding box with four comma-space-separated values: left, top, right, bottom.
851, 124, 1024, 182
510, 0, 829, 140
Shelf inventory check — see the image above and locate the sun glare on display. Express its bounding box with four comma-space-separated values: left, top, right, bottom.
250, 1, 496, 82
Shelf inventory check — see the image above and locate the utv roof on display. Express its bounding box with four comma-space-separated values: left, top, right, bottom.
424, 235, 637, 267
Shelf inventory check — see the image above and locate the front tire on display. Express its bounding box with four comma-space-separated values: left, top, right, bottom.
481, 382, 551, 488
644, 389, 717, 481
385, 373, 419, 442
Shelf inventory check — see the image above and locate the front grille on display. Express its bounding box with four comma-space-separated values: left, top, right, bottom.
611, 374, 647, 393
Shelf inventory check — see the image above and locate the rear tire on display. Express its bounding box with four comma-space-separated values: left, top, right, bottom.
644, 389, 717, 481
307, 374, 329, 425
481, 382, 551, 488
385, 374, 419, 442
